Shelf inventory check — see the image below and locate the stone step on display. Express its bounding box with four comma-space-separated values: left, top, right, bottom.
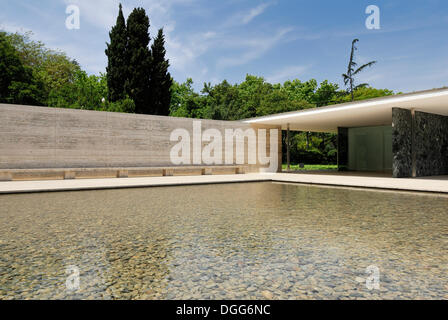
0, 166, 247, 181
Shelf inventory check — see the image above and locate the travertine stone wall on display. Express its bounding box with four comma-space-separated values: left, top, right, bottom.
414, 111, 448, 177
0, 104, 281, 172
392, 108, 413, 178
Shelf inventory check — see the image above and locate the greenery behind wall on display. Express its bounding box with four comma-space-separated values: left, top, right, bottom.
0, 4, 396, 165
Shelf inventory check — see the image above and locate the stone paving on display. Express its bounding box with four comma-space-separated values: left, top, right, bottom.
0, 182, 447, 300
1, 172, 448, 194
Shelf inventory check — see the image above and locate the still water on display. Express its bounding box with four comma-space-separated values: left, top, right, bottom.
0, 182, 447, 299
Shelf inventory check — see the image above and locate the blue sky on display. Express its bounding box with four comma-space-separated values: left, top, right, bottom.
2, 0, 448, 93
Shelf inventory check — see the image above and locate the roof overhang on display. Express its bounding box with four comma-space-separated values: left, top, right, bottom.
243, 87, 448, 132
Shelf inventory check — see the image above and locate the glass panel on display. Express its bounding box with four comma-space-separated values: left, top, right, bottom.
348, 126, 392, 172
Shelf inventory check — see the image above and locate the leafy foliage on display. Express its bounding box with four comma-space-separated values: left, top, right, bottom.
47, 70, 107, 110
0, 32, 44, 105
107, 97, 135, 113
337, 86, 395, 102
2, 30, 129, 112
5, 31, 80, 98
170, 78, 198, 117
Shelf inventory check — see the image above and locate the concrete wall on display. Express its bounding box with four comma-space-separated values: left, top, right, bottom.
0, 104, 281, 172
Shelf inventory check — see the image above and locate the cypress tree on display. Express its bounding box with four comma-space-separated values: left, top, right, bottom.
105, 3, 128, 102
125, 8, 151, 114
149, 28, 173, 115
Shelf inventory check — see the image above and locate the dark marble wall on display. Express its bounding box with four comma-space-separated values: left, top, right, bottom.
392, 108, 413, 178
392, 108, 448, 178
337, 127, 348, 171
414, 111, 448, 177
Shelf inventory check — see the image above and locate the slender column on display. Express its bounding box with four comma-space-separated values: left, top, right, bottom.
411, 109, 416, 178
287, 124, 290, 171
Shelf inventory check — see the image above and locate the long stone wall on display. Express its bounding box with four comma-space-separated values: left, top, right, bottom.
414, 111, 448, 177
0, 104, 281, 172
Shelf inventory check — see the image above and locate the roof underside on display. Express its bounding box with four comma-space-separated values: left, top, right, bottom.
243, 88, 448, 132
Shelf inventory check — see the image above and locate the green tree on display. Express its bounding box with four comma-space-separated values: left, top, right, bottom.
258, 88, 312, 116
170, 78, 194, 115
107, 97, 135, 113
0, 32, 43, 105
4, 31, 80, 104
282, 79, 318, 103
125, 7, 151, 114
201, 80, 242, 120
149, 28, 172, 115
4, 31, 47, 69
237, 75, 273, 118
48, 70, 108, 110
105, 3, 128, 102
337, 86, 394, 102
312, 80, 340, 107
342, 39, 376, 101
38, 52, 80, 94
169, 79, 204, 118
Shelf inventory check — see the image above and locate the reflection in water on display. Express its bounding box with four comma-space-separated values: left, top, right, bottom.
0, 182, 447, 299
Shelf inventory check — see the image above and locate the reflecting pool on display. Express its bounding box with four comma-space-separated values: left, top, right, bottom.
0, 182, 447, 299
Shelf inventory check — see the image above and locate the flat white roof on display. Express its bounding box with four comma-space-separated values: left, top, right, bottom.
243, 87, 448, 132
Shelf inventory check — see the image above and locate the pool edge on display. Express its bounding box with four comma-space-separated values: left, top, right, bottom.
1, 173, 448, 195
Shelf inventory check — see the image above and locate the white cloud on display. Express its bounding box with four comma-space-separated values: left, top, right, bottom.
266, 65, 310, 83
217, 27, 293, 68
224, 2, 273, 27
241, 2, 272, 24
203, 31, 216, 39
63, 0, 194, 31
2, 0, 295, 87
165, 30, 212, 71
64, 0, 122, 30
0, 21, 33, 34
